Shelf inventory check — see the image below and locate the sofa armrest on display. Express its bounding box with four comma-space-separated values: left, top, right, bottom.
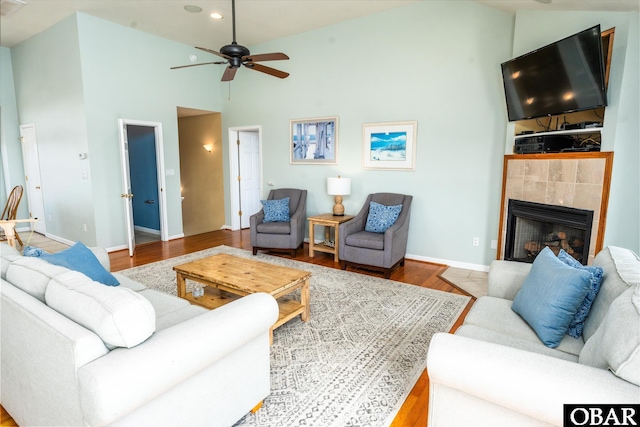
427, 333, 639, 427
88, 247, 111, 271
487, 260, 532, 300
77, 293, 278, 426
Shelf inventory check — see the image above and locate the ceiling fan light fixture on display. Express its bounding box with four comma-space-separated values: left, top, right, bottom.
210, 12, 223, 19
183, 5, 202, 13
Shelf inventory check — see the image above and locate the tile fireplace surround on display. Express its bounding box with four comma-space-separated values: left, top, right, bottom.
498, 152, 613, 265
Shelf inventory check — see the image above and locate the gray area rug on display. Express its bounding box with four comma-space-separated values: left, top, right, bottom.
118, 246, 470, 427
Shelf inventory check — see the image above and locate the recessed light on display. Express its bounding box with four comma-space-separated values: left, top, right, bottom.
534, 0, 552, 4
184, 5, 203, 13
210, 12, 223, 19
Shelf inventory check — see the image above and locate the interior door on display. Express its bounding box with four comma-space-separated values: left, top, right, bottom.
238, 131, 261, 229
19, 124, 46, 234
118, 120, 136, 256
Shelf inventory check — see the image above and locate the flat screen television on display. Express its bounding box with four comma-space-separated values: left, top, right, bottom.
501, 25, 607, 122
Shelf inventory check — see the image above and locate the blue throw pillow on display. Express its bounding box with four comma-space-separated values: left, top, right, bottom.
23, 245, 46, 257
511, 247, 592, 348
365, 201, 402, 233
40, 242, 120, 286
261, 197, 290, 222
557, 249, 604, 338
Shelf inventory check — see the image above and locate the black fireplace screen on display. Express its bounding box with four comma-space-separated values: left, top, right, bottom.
505, 200, 594, 265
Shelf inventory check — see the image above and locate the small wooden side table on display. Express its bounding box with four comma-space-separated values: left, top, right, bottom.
308, 213, 354, 262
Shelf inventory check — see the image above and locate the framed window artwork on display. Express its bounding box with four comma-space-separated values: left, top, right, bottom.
362, 121, 417, 170
290, 116, 338, 164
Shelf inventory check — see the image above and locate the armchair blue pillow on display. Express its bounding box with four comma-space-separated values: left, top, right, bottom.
511, 247, 592, 348
365, 201, 402, 233
261, 197, 290, 222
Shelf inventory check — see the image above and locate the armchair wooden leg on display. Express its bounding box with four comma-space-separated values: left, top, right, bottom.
340, 260, 347, 270
252, 248, 258, 255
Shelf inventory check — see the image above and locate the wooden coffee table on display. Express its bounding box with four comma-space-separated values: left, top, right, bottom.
173, 253, 311, 343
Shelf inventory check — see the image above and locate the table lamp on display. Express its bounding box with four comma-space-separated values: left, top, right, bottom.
327, 176, 351, 216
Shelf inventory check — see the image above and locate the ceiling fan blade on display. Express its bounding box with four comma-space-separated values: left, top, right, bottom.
170, 61, 227, 70
196, 46, 231, 60
245, 63, 289, 79
221, 66, 238, 82
242, 52, 289, 62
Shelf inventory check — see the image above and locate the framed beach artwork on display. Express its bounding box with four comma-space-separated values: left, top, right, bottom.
362, 121, 417, 170
290, 116, 339, 164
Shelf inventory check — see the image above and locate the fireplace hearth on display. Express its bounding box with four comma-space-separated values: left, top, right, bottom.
504, 199, 594, 265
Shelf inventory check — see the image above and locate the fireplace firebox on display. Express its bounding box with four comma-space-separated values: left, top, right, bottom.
504, 199, 594, 265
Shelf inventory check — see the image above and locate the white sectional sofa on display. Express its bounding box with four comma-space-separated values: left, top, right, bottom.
427, 246, 640, 426
0, 242, 278, 427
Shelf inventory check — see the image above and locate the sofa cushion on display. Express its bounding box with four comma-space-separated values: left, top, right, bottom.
365, 201, 402, 233
261, 197, 290, 222
1, 243, 22, 280
512, 247, 592, 348
45, 271, 156, 348
557, 249, 604, 338
39, 242, 120, 286
6, 257, 69, 302
584, 247, 639, 341
579, 285, 640, 386
463, 296, 584, 356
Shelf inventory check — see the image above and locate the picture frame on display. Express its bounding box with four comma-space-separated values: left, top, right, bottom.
362, 121, 417, 171
290, 116, 338, 164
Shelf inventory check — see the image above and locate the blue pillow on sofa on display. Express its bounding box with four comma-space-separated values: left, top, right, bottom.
40, 242, 120, 286
261, 197, 290, 222
511, 247, 592, 348
557, 249, 604, 338
365, 201, 402, 233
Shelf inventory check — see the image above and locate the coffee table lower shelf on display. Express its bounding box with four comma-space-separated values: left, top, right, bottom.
185, 287, 306, 332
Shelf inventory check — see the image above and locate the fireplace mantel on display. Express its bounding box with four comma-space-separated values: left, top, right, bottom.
497, 152, 614, 265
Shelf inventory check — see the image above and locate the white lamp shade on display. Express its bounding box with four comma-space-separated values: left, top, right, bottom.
327, 177, 351, 196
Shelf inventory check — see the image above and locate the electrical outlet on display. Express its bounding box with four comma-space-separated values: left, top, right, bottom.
83, 224, 87, 232
491, 240, 498, 249
472, 237, 480, 247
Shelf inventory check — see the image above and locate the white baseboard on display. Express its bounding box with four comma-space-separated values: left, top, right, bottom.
134, 225, 160, 235
105, 244, 128, 253
168, 233, 185, 240
220, 225, 233, 230
406, 253, 490, 273
44, 233, 75, 246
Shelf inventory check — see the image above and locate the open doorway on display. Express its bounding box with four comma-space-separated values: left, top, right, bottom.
118, 119, 168, 256
177, 108, 225, 236
126, 125, 162, 245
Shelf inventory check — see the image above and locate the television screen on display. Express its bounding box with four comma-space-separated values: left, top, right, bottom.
501, 25, 607, 122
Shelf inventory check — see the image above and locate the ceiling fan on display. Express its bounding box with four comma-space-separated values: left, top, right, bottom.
171, 0, 289, 82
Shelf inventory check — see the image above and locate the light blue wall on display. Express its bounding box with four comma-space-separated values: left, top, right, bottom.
9, 13, 223, 248
10, 15, 92, 242
509, 11, 640, 253
5, 4, 637, 264
0, 47, 27, 219
221, 1, 515, 268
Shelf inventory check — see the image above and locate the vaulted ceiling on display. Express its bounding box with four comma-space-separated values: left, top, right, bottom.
1, 0, 637, 49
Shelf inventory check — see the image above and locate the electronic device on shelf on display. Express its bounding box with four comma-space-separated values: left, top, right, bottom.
514, 135, 576, 154
564, 121, 602, 130
501, 25, 607, 122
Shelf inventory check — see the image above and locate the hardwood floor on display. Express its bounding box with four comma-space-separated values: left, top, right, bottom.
1, 229, 474, 427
